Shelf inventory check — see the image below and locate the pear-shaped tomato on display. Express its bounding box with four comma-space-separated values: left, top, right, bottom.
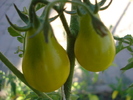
22, 27, 70, 92
74, 14, 115, 72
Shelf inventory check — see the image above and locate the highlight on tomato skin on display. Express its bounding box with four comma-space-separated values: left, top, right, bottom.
22, 27, 70, 92
74, 14, 116, 72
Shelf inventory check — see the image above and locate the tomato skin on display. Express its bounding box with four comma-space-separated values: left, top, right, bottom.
74, 14, 115, 72
22, 28, 70, 92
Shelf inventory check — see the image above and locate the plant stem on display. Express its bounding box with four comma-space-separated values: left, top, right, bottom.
64, 35, 76, 100
63, 3, 79, 100
0, 52, 51, 98
58, 12, 71, 37
57, 9, 74, 100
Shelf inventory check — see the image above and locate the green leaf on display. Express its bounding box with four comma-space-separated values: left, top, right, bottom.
17, 37, 24, 43
19, 54, 23, 57
127, 46, 133, 52
114, 36, 122, 41
14, 46, 24, 57
121, 62, 133, 70
8, 27, 21, 37
114, 36, 131, 44
123, 35, 132, 40
23, 7, 29, 15
116, 42, 125, 54
123, 35, 133, 45
35, 3, 45, 11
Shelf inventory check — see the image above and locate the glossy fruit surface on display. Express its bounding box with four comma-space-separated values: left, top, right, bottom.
74, 14, 115, 72
22, 27, 70, 92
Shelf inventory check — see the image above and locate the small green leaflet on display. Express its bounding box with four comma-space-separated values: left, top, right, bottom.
127, 46, 133, 52
116, 42, 125, 54
8, 26, 21, 37
121, 61, 133, 70
17, 37, 23, 43
35, 3, 45, 11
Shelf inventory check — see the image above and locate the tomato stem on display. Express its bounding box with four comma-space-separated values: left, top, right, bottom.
64, 36, 76, 100
56, 6, 75, 100
63, 2, 79, 100
58, 12, 71, 37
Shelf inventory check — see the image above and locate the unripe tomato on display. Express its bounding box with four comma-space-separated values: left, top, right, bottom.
22, 27, 70, 92
74, 14, 115, 72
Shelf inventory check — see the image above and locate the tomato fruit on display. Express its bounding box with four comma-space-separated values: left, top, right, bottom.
74, 14, 115, 72
22, 27, 70, 92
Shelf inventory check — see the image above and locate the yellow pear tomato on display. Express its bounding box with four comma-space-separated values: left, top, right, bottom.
22, 27, 70, 92
74, 14, 115, 72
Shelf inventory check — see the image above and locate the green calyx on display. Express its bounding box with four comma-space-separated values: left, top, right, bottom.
83, 0, 113, 14
6, 14, 31, 32
6, 0, 113, 40
6, 3, 31, 32
14, 4, 29, 24
72, 0, 111, 37
6, 1, 49, 41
